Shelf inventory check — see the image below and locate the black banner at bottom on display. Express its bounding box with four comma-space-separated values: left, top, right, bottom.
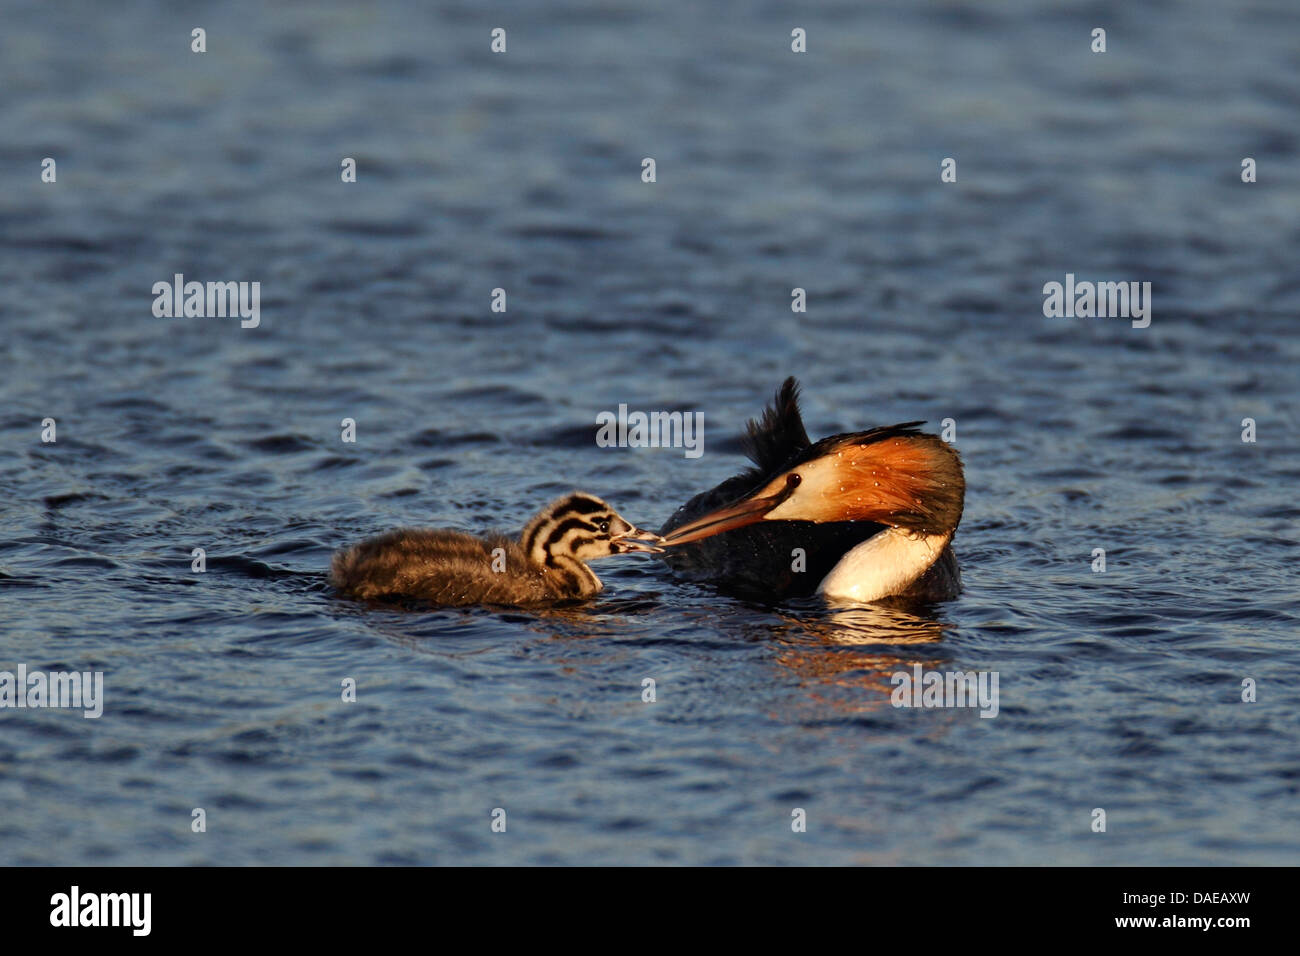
0, 866, 1280, 941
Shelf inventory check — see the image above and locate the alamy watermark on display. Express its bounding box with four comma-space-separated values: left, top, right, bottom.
1043, 273, 1151, 328
596, 404, 704, 459
0, 665, 103, 718
152, 273, 260, 328
890, 664, 999, 718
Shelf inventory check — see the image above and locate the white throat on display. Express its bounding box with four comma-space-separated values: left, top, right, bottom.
816, 529, 951, 603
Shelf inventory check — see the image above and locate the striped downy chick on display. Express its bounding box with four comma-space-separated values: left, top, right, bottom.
330, 493, 662, 607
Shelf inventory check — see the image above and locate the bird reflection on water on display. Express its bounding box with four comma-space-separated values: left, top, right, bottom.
358, 589, 955, 718
761, 600, 954, 714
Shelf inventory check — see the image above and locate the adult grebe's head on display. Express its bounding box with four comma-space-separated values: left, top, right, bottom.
522, 493, 663, 564
661, 425, 964, 546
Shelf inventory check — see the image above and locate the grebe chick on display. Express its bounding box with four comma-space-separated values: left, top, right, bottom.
330, 493, 662, 607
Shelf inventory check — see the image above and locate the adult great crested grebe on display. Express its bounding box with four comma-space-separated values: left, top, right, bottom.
331, 493, 662, 607
658, 378, 965, 604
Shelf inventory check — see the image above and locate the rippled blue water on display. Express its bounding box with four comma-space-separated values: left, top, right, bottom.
2, 0, 1298, 865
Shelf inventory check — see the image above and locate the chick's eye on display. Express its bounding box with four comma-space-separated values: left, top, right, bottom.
598, 520, 610, 534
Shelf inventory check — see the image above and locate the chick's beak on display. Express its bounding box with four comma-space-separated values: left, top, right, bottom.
612, 527, 665, 554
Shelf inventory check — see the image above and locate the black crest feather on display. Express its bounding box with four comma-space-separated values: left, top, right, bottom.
740, 377, 811, 473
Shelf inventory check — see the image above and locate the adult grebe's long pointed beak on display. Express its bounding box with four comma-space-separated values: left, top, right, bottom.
613, 527, 665, 554
661, 474, 803, 547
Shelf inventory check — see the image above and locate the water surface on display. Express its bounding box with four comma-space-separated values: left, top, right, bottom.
2, 0, 1298, 865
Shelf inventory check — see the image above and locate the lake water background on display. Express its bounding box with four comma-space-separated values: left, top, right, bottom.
1, 0, 1298, 864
